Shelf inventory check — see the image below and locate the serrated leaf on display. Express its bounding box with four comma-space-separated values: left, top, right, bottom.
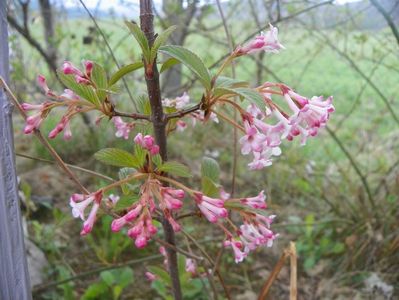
159, 45, 211, 90
133, 144, 146, 167
109, 62, 144, 86
201, 176, 219, 197
125, 21, 150, 62
150, 25, 177, 62
57, 71, 101, 107
118, 267, 134, 288
201, 157, 220, 183
95, 148, 140, 168
152, 154, 162, 167
91, 63, 108, 101
160, 57, 180, 73
215, 76, 249, 88
158, 161, 191, 177
214, 87, 265, 108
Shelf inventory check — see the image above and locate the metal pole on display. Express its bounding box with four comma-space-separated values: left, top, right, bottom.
0, 1, 32, 298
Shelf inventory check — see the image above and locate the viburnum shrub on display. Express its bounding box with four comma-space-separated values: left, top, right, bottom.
21, 1, 333, 297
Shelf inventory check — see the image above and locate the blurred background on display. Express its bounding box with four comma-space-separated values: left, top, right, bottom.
7, 0, 399, 299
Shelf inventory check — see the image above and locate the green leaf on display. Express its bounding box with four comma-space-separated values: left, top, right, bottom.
215, 76, 249, 89
125, 21, 151, 61
150, 25, 177, 62
201, 157, 220, 183
82, 283, 108, 300
160, 57, 181, 73
109, 62, 144, 86
214, 87, 265, 108
118, 267, 134, 288
159, 45, 211, 90
158, 161, 192, 178
118, 168, 137, 195
152, 154, 162, 167
94, 148, 140, 168
115, 195, 140, 211
57, 71, 101, 107
201, 176, 219, 197
133, 144, 146, 167
100, 270, 115, 287
91, 63, 108, 101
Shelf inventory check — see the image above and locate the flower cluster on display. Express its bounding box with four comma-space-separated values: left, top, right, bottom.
134, 133, 160, 155
236, 24, 285, 55
70, 190, 103, 236
110, 179, 184, 248
21, 60, 100, 139
112, 117, 135, 140
239, 83, 334, 169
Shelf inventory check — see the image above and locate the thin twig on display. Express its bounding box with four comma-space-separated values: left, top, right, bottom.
78, 0, 138, 110
289, 242, 297, 300
15, 152, 115, 182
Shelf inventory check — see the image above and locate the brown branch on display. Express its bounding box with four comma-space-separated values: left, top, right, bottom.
370, 0, 399, 47
139, 1, 182, 299
112, 109, 150, 121
1, 77, 89, 194
165, 102, 201, 120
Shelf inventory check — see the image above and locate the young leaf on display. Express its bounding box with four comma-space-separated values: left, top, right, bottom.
94, 148, 140, 168
150, 25, 177, 63
147, 266, 171, 285
214, 87, 265, 109
152, 154, 162, 167
91, 63, 108, 101
160, 57, 180, 73
109, 62, 144, 86
159, 45, 211, 90
133, 144, 146, 167
158, 161, 191, 178
125, 21, 150, 62
201, 176, 219, 198
215, 76, 249, 89
201, 157, 220, 183
58, 71, 101, 107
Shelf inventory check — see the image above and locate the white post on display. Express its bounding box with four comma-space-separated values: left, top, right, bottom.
0, 1, 32, 299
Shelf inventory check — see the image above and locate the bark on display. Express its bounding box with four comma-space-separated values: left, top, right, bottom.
139, 1, 182, 299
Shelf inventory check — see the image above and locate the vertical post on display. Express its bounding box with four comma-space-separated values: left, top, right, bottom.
139, 1, 182, 299
0, 1, 32, 299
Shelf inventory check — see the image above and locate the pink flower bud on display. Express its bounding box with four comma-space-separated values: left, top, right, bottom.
63, 61, 83, 76
84, 60, 94, 77
145, 272, 157, 282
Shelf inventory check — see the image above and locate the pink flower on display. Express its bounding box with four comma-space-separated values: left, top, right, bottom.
62, 61, 83, 76
112, 117, 134, 140
75, 75, 91, 85
176, 120, 187, 132
145, 271, 157, 282
69, 191, 103, 235
248, 147, 281, 170
239, 218, 278, 252
108, 194, 120, 205
37, 75, 56, 97
224, 239, 247, 263
185, 258, 197, 274
84, 60, 94, 78
238, 24, 284, 55
175, 92, 190, 109
60, 89, 80, 100
239, 121, 266, 155
241, 190, 266, 209
23, 113, 44, 134
194, 192, 228, 223
48, 117, 72, 140
134, 133, 159, 155
160, 187, 184, 211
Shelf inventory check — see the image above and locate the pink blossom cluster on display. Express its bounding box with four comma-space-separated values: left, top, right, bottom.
69, 191, 103, 236
62, 60, 93, 85
134, 133, 160, 155
110, 180, 184, 248
236, 24, 285, 55
22, 74, 88, 139
112, 117, 135, 140
239, 84, 334, 170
